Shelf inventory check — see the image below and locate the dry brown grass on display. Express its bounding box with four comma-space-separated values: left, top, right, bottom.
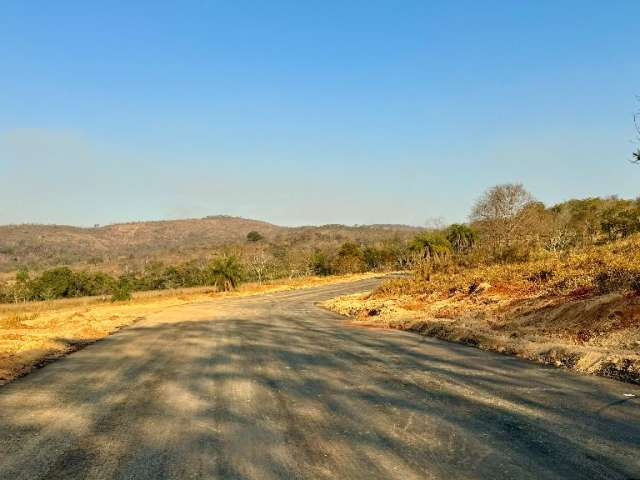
0, 272, 379, 385
377, 234, 640, 300
323, 236, 640, 384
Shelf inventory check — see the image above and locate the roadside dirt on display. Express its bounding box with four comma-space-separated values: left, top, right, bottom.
323, 287, 640, 383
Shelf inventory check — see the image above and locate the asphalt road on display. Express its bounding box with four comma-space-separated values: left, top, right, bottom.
0, 278, 639, 479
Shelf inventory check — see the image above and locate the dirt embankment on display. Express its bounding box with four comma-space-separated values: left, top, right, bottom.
324, 287, 640, 384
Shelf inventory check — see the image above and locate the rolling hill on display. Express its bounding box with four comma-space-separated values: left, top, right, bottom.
0, 216, 422, 274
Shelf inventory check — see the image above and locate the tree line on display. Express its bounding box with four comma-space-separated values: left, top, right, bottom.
0, 255, 246, 303
2, 185, 639, 304
406, 185, 640, 275
0, 238, 409, 303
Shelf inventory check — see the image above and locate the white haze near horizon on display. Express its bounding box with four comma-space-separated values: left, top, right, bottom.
1, 125, 639, 228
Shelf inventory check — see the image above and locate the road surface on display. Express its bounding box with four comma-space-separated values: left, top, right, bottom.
0, 278, 639, 479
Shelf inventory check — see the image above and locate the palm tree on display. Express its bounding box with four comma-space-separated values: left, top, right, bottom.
410, 233, 452, 262
446, 224, 477, 253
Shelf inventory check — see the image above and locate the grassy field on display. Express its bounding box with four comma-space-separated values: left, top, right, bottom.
0, 272, 379, 385
324, 236, 640, 383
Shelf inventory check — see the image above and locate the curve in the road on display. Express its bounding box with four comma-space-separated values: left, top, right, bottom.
0, 278, 638, 479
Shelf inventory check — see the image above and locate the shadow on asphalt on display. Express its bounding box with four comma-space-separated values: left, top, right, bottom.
0, 279, 639, 479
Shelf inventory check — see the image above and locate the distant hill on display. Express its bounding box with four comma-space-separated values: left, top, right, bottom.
0, 216, 422, 274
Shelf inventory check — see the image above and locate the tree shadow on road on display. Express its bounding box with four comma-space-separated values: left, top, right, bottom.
0, 298, 639, 480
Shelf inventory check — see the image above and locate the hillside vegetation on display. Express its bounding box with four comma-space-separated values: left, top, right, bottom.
0, 215, 420, 274
324, 185, 640, 383
0, 216, 419, 303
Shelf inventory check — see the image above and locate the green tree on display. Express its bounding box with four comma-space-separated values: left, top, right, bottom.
333, 242, 366, 273
410, 233, 452, 262
111, 277, 132, 301
362, 246, 384, 270
74, 271, 116, 296
29, 267, 77, 300
246, 231, 264, 242
206, 255, 244, 291
310, 249, 333, 276
141, 261, 168, 290
13, 268, 31, 302
601, 203, 640, 240
446, 224, 476, 253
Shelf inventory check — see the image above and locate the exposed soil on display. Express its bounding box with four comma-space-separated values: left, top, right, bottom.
323, 287, 640, 384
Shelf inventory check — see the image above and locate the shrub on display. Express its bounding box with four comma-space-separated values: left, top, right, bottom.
111, 280, 132, 302
74, 271, 116, 296
206, 255, 244, 291
0, 282, 12, 303
601, 205, 640, 240
29, 267, 76, 300
527, 269, 554, 283
493, 244, 530, 264
593, 267, 640, 294
310, 250, 333, 276
363, 246, 384, 270
332, 242, 366, 274
246, 231, 264, 242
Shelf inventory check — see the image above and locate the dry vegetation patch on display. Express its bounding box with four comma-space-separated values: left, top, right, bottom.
324, 238, 640, 384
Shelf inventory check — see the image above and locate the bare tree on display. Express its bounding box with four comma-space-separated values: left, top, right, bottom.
248, 249, 270, 284
545, 206, 577, 252
470, 183, 536, 257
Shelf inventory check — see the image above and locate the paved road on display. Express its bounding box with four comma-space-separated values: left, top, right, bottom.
0, 278, 639, 479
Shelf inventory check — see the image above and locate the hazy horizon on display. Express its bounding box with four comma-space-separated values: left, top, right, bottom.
1, 189, 639, 230
0, 212, 429, 229
2, 1, 639, 227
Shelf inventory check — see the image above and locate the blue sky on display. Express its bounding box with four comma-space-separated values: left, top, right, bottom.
1, 1, 639, 227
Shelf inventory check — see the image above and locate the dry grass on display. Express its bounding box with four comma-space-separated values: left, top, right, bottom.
323, 236, 640, 384
0, 272, 379, 385
377, 234, 640, 300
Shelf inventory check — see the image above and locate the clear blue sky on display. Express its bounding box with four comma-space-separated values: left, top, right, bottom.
1, 1, 639, 227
